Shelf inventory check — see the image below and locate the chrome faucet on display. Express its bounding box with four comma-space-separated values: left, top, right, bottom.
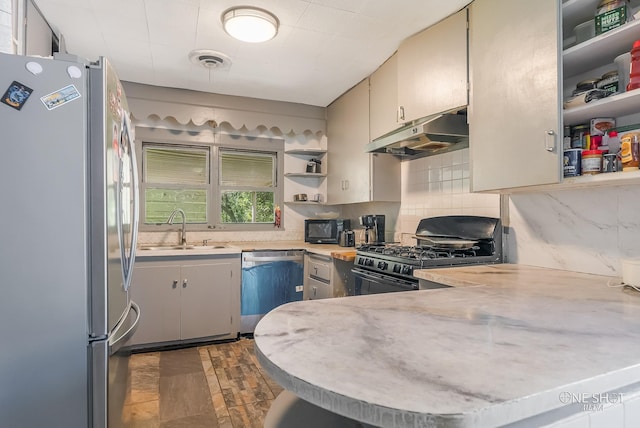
167, 208, 187, 246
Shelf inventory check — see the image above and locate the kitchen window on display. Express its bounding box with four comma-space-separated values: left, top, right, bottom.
138, 129, 283, 231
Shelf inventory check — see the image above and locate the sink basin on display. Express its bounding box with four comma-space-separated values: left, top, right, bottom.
139, 244, 227, 251
140, 245, 194, 250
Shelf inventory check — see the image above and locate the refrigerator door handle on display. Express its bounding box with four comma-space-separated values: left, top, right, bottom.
109, 300, 140, 355
124, 114, 140, 292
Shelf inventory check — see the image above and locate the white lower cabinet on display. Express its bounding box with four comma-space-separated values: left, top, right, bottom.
303, 253, 352, 300
129, 255, 240, 347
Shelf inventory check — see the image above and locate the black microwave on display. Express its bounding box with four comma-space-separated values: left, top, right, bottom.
304, 218, 351, 244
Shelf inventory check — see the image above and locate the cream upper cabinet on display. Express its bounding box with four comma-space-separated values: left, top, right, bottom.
370, 53, 399, 141
397, 8, 468, 124
327, 79, 400, 205
469, 0, 561, 192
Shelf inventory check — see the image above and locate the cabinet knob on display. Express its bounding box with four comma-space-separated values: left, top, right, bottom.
172, 280, 178, 288
183, 279, 188, 288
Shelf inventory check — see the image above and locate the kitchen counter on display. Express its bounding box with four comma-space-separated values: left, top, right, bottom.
136, 241, 356, 258
228, 240, 356, 258
254, 264, 640, 427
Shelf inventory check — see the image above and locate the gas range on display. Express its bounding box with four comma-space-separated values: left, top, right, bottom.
354, 244, 493, 281
352, 216, 502, 294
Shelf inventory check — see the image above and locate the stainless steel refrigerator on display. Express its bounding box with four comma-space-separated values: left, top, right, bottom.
0, 52, 140, 428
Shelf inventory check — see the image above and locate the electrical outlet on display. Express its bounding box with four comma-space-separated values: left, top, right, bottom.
295, 285, 303, 292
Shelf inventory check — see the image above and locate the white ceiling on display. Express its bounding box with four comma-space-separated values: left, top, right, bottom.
34, 0, 472, 107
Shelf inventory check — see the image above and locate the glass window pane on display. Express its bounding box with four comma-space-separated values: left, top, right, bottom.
221, 191, 274, 224
144, 188, 207, 224
145, 146, 209, 185
220, 151, 274, 187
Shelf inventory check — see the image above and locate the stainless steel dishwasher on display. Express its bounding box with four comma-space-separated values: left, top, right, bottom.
240, 250, 304, 334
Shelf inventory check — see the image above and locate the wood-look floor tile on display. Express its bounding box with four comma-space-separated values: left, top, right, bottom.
159, 411, 219, 428
216, 415, 234, 428
159, 373, 212, 422
127, 352, 161, 405
228, 400, 271, 428
160, 347, 204, 377
127, 339, 283, 428
123, 399, 160, 428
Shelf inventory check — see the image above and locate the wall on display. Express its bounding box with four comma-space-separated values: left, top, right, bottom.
507, 184, 640, 276
0, 0, 12, 53
397, 148, 500, 244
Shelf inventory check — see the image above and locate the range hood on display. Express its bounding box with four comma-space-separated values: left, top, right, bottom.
365, 112, 469, 158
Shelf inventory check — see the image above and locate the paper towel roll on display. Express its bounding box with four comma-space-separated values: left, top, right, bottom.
622, 259, 640, 287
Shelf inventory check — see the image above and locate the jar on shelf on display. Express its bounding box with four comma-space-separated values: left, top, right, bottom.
620, 132, 640, 171
595, 0, 632, 35
582, 150, 604, 175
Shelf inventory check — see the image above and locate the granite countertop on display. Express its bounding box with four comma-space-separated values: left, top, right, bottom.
254, 264, 640, 428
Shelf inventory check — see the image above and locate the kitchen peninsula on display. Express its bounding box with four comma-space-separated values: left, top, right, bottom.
254, 265, 640, 427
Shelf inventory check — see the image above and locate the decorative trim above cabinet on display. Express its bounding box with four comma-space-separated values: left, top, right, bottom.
122, 81, 327, 135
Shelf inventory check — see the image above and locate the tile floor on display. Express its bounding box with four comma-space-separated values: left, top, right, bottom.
123, 338, 283, 428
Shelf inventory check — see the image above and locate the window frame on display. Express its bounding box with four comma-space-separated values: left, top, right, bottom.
135, 127, 284, 232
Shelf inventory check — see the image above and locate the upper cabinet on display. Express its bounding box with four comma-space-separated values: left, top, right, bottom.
397, 8, 469, 124
469, 0, 640, 193
327, 79, 400, 205
469, 0, 561, 192
370, 53, 399, 141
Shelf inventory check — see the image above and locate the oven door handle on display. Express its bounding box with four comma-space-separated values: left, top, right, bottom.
351, 267, 417, 290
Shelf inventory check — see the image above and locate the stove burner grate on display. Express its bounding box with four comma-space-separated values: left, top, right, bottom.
358, 244, 479, 261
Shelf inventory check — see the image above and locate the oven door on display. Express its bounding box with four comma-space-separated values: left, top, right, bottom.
351, 267, 418, 295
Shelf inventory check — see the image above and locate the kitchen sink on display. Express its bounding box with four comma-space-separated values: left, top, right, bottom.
139, 244, 228, 251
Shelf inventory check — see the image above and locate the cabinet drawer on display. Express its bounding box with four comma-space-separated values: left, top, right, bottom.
308, 257, 332, 282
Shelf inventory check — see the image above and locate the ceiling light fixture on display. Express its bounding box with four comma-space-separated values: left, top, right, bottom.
222, 7, 279, 43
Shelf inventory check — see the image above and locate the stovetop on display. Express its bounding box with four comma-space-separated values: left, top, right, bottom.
353, 215, 502, 281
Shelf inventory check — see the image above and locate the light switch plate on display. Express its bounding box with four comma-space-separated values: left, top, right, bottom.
295, 285, 303, 292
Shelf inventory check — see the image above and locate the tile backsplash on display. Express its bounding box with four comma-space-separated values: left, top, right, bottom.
398, 148, 500, 243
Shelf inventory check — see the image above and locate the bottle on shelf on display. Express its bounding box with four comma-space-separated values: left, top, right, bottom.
627, 40, 640, 91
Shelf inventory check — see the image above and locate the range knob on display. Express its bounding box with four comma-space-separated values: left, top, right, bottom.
393, 264, 401, 273
365, 258, 374, 267
401, 265, 413, 275
377, 261, 388, 270
358, 258, 365, 265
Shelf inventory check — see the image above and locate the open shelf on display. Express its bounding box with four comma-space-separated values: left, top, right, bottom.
497, 169, 640, 194
284, 148, 327, 156
284, 172, 327, 178
563, 19, 640, 77
564, 89, 640, 125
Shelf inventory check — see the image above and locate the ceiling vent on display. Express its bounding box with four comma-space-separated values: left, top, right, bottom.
188, 50, 232, 70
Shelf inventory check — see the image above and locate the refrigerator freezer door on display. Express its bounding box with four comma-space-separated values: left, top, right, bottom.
91, 301, 140, 428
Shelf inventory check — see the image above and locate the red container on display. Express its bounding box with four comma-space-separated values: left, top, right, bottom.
627, 40, 640, 91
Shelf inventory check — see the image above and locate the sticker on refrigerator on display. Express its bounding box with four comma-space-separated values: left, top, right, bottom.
1, 81, 33, 111
40, 84, 81, 110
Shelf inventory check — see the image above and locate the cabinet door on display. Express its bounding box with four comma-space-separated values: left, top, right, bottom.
180, 262, 233, 340
469, 0, 561, 192
370, 53, 399, 140
327, 79, 371, 204
397, 9, 468, 123
129, 264, 181, 345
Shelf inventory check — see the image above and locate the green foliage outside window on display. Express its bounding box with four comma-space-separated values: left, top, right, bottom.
221, 191, 274, 223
